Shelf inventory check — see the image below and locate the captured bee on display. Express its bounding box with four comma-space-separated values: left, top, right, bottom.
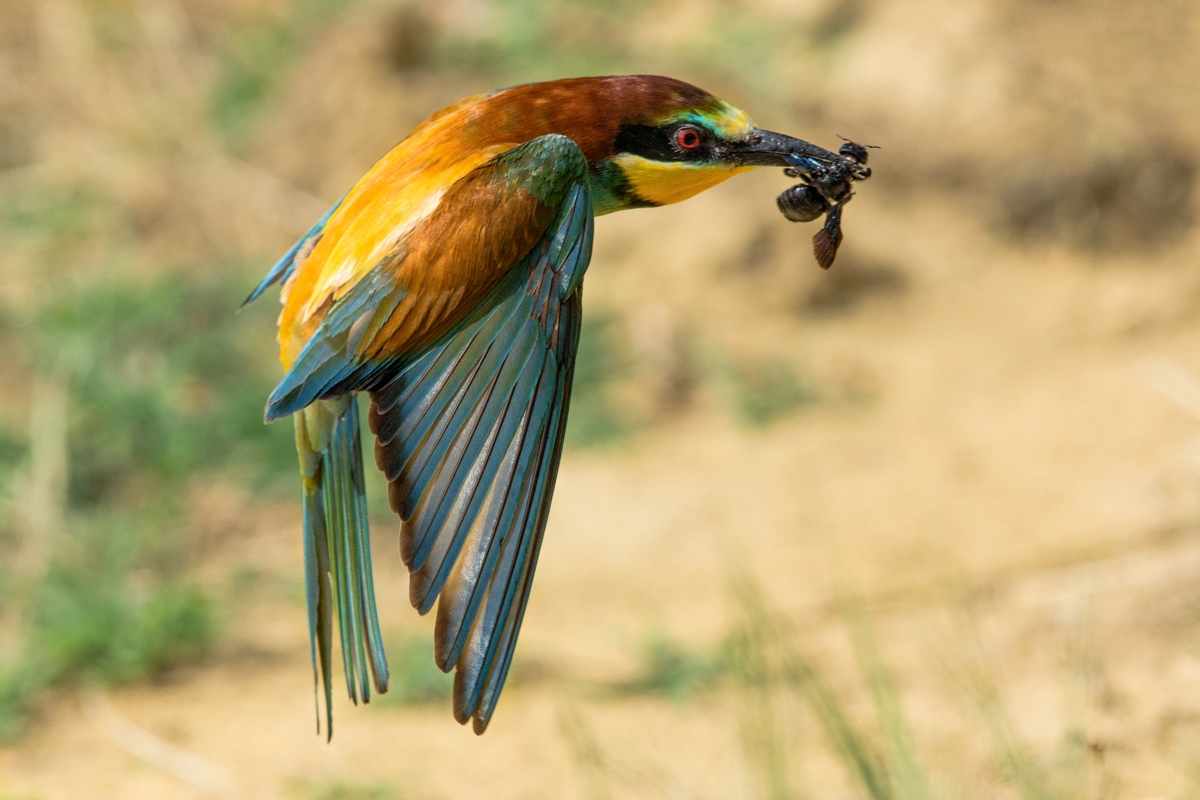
777, 139, 874, 270
777, 184, 829, 223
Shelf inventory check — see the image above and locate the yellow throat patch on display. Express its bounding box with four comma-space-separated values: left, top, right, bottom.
614, 155, 751, 206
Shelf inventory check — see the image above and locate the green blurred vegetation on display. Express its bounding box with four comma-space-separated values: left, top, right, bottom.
724, 355, 817, 427
290, 777, 400, 800
212, 0, 352, 147
430, 0, 645, 79
565, 311, 637, 449
566, 309, 820, 448
610, 630, 726, 701
0, 274, 293, 738
0, 0, 306, 735
688, 342, 818, 428
421, 0, 803, 108
32, 276, 294, 500
0, 524, 215, 740
376, 633, 453, 708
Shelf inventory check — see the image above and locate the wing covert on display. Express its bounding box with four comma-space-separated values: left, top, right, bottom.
265, 135, 586, 421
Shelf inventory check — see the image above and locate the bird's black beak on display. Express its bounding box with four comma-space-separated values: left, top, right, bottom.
723, 128, 870, 179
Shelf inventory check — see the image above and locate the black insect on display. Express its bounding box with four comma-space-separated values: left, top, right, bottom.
777, 138, 874, 269
838, 140, 872, 166
777, 184, 828, 223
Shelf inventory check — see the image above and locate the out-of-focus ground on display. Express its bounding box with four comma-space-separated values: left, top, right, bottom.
1, 0, 1200, 798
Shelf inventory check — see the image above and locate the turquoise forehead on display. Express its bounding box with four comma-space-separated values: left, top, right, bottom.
664, 102, 755, 139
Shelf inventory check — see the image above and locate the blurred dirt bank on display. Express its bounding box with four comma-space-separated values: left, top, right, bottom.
1, 0, 1199, 798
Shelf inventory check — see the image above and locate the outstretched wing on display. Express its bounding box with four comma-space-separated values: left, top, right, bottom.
265, 134, 593, 733
372, 181, 589, 732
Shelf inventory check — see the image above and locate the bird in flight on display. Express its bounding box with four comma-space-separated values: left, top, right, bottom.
247, 75, 867, 736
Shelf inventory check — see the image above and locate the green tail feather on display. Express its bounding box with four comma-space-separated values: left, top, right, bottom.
297, 396, 389, 740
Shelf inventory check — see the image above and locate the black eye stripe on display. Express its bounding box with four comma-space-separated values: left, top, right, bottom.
615, 124, 712, 162
615, 125, 674, 160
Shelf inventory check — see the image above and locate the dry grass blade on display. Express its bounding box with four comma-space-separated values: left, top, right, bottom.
844, 606, 933, 800
18, 374, 67, 576
557, 700, 616, 800
729, 572, 895, 800
943, 601, 1059, 800
81, 690, 234, 794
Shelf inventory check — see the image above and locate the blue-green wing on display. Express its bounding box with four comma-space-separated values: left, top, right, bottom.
369, 163, 591, 733
245, 193, 345, 306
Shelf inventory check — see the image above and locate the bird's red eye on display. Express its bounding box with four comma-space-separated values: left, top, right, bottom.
676, 127, 702, 149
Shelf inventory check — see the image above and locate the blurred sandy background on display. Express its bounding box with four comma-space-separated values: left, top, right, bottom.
0, 0, 1199, 798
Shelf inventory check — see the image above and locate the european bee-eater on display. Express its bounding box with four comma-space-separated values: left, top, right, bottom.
247, 75, 868, 736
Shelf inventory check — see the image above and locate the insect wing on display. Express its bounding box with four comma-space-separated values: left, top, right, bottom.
812, 203, 844, 270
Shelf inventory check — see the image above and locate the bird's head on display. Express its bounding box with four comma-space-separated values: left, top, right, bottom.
480, 76, 861, 215
596, 82, 852, 214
